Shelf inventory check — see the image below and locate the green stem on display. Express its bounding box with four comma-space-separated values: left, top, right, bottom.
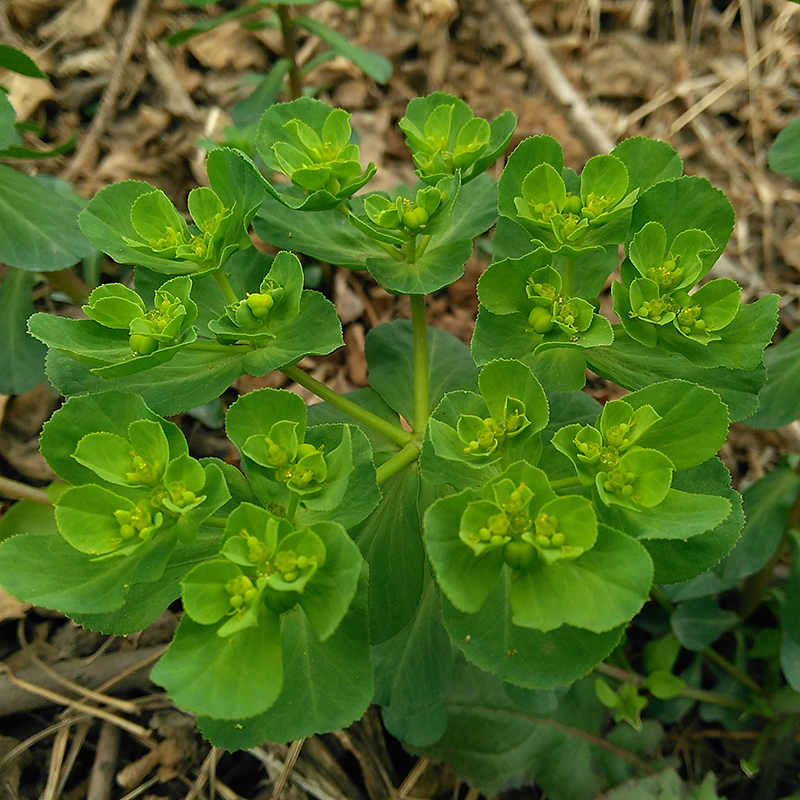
549, 475, 582, 491
406, 236, 417, 263
410, 294, 429, 435
376, 442, 420, 484
214, 270, 239, 305
0, 476, 52, 506
415, 234, 432, 259
281, 364, 412, 447
701, 644, 765, 696
562, 256, 575, 298
277, 6, 302, 100
594, 662, 770, 718
204, 515, 228, 528
286, 491, 300, 523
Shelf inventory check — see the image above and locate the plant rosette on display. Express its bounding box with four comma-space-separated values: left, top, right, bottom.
424, 460, 653, 634
256, 97, 376, 211
421, 358, 549, 489
398, 92, 516, 185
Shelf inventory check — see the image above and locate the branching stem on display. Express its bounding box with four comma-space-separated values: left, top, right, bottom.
376, 442, 421, 484
281, 364, 412, 447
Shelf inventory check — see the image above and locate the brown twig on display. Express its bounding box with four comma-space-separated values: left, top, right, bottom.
62, 0, 152, 182
87, 722, 121, 800
492, 0, 616, 154
269, 738, 306, 800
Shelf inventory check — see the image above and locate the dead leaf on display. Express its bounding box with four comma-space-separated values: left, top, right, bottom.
39, 0, 116, 42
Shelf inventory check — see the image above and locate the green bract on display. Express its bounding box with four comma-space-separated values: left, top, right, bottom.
79, 148, 265, 276
256, 97, 376, 210
0, 92, 787, 796
399, 92, 516, 184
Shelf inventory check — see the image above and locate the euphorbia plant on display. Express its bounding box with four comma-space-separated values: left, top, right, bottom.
0, 92, 786, 797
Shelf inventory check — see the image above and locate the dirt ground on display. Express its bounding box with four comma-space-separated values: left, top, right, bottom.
1, 0, 800, 797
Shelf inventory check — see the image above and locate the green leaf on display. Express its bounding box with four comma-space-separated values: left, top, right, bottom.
498, 136, 564, 221
628, 176, 734, 277
366, 320, 477, 424
670, 596, 739, 650
166, 1, 275, 46
296, 521, 363, 641
295, 16, 391, 83
0, 498, 57, 543
239, 291, 344, 375
597, 488, 731, 542
40, 391, 187, 486
352, 467, 425, 643
73, 523, 225, 634
580, 154, 628, 204
623, 380, 730, 470
0, 268, 46, 393
442, 571, 623, 688
769, 117, 800, 181
586, 330, 767, 422
646, 671, 686, 700
715, 461, 800, 588
612, 137, 683, 195
418, 662, 630, 798
44, 346, 247, 417
230, 60, 290, 129
197, 566, 372, 747
373, 570, 454, 746
0, 165, 92, 270
365, 238, 473, 296
0, 91, 18, 150
0, 44, 48, 77
0, 527, 176, 616
150, 607, 283, 720
510, 525, 653, 633
643, 458, 744, 585
780, 530, 800, 691
745, 326, 800, 428
226, 386, 307, 448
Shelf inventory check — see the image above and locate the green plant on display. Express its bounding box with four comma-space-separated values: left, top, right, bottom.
0, 92, 796, 797
0, 44, 94, 395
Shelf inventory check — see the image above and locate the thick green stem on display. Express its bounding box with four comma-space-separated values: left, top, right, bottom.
549, 475, 582, 491
204, 515, 228, 528
214, 270, 239, 305
562, 256, 575, 298
281, 364, 412, 447
406, 236, 417, 263
0, 476, 51, 506
376, 442, 420, 484
410, 294, 429, 435
277, 6, 303, 99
